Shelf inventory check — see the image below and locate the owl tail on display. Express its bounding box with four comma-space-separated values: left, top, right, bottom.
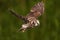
8, 9, 26, 21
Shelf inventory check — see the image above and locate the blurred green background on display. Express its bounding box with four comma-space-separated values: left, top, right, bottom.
0, 0, 60, 40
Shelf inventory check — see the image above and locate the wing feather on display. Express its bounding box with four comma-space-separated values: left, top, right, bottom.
26, 1, 44, 18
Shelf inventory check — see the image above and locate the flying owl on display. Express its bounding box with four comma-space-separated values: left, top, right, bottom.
9, 1, 44, 32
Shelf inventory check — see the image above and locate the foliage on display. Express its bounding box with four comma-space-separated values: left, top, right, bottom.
0, 0, 60, 40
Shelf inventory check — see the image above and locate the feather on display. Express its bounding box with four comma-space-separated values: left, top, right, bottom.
26, 1, 44, 18
8, 1, 44, 32
8, 9, 29, 23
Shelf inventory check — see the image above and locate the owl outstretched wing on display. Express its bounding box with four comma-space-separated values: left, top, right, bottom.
8, 9, 29, 23
26, 1, 44, 18
9, 1, 44, 22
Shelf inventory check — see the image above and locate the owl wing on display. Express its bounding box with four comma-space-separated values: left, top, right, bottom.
9, 1, 44, 23
26, 1, 44, 18
8, 9, 27, 21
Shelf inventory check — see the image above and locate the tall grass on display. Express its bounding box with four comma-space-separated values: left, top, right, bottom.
0, 0, 60, 40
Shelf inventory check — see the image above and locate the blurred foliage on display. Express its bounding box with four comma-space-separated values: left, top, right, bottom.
0, 0, 60, 40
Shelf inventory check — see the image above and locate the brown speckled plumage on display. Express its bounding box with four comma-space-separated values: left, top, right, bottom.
9, 1, 44, 32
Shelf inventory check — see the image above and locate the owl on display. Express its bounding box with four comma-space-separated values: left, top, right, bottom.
9, 1, 44, 32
